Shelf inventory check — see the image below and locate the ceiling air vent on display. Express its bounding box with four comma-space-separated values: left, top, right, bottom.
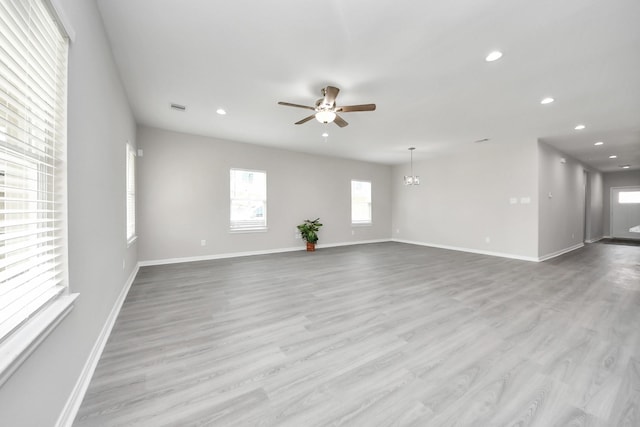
170, 103, 186, 112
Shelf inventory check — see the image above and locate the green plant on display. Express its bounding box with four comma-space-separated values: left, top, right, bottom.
297, 218, 323, 244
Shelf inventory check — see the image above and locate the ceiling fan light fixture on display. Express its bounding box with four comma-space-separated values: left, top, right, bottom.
278, 86, 375, 128
315, 110, 336, 123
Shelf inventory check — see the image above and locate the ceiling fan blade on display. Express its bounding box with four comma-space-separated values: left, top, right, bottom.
323, 86, 340, 106
334, 114, 348, 127
336, 103, 376, 112
295, 114, 316, 125
278, 101, 316, 111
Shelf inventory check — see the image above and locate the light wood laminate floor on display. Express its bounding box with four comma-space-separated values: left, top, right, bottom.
74, 242, 640, 426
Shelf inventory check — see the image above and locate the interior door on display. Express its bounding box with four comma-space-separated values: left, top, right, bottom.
611, 186, 640, 239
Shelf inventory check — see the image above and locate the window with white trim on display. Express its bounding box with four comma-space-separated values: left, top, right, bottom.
126, 143, 136, 242
230, 169, 267, 231
351, 180, 372, 224
0, 0, 69, 344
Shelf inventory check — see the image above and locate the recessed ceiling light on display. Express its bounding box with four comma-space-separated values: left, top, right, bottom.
485, 51, 503, 62
609, 155, 617, 159
594, 141, 604, 146
574, 124, 586, 130
540, 97, 555, 105
621, 165, 631, 169
322, 132, 329, 138
216, 108, 227, 115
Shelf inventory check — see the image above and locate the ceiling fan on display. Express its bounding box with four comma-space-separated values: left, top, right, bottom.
278, 86, 376, 127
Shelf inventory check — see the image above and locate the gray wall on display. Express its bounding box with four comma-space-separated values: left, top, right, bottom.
391, 139, 539, 259
538, 142, 592, 257
587, 171, 604, 242
137, 126, 392, 262
0, 1, 138, 426
602, 170, 640, 236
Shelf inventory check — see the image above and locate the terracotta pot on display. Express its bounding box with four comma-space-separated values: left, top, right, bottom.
306, 242, 316, 252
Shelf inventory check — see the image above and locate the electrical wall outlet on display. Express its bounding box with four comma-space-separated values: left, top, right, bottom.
201, 240, 206, 246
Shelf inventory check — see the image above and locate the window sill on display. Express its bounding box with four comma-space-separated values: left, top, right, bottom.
0, 293, 79, 387
352, 223, 373, 227
229, 228, 268, 234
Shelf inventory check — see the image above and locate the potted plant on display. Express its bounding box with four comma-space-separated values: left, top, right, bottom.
297, 218, 323, 251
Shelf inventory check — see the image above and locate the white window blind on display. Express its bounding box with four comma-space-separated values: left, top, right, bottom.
0, 0, 68, 342
126, 143, 136, 242
351, 180, 372, 224
230, 169, 267, 230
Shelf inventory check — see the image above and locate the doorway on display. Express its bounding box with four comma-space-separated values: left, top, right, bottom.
610, 186, 640, 239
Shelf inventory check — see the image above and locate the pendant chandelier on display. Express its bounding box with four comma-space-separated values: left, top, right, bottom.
403, 147, 420, 185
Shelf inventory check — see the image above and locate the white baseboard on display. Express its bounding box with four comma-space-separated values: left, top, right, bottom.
139, 239, 393, 267
392, 238, 539, 262
318, 239, 391, 249
56, 264, 140, 427
537, 243, 585, 262
585, 237, 603, 244
139, 246, 302, 266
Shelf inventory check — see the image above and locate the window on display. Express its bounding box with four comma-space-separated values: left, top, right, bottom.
230, 169, 267, 231
0, 0, 73, 367
351, 180, 372, 224
126, 143, 136, 243
619, 191, 640, 204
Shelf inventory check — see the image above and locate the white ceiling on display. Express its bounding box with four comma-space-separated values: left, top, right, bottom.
96, 0, 640, 170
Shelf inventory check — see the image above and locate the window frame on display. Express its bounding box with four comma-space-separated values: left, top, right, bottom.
351, 179, 372, 225
0, 0, 77, 386
229, 168, 268, 232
